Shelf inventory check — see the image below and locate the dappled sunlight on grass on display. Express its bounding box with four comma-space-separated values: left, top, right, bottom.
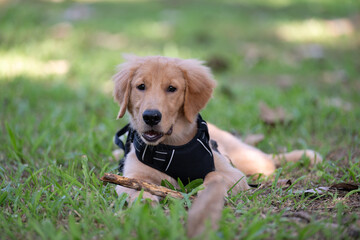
40, 0, 151, 3
0, 53, 69, 79
221, 0, 346, 8
222, 0, 293, 7
74, 0, 151, 2
276, 18, 355, 43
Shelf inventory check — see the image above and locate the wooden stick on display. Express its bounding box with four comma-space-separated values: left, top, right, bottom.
100, 173, 194, 200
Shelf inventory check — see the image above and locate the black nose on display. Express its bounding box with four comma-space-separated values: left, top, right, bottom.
142, 109, 162, 126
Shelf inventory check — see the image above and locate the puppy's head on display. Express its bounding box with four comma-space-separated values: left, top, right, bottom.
113, 55, 216, 145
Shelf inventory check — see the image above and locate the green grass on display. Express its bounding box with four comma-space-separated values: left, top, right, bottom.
1, 0, 359, 239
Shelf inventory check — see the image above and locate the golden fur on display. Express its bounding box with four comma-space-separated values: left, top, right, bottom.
112, 55, 322, 237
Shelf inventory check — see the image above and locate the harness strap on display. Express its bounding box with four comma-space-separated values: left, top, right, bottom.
114, 123, 133, 173
114, 114, 215, 183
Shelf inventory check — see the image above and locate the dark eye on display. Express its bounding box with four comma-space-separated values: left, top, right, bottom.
137, 84, 146, 91
167, 86, 177, 93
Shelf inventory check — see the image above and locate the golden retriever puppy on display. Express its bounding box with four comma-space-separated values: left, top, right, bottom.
113, 55, 250, 201
112, 55, 322, 236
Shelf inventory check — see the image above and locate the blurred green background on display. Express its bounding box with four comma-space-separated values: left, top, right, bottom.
1, 0, 359, 162
0, 0, 359, 239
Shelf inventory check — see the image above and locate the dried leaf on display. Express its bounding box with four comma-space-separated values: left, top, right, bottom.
258, 179, 292, 189
50, 22, 73, 39
330, 183, 359, 191
295, 182, 360, 197
243, 133, 265, 146
325, 97, 352, 111
276, 75, 294, 89
322, 70, 348, 84
297, 44, 324, 60
248, 183, 261, 188
63, 4, 93, 21
302, 187, 330, 195
293, 187, 330, 197
194, 32, 212, 44
243, 43, 263, 67
219, 85, 236, 100
206, 55, 229, 72
259, 102, 291, 125
21, 214, 27, 223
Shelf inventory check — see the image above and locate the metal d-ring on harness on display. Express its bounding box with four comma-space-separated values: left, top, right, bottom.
114, 114, 215, 184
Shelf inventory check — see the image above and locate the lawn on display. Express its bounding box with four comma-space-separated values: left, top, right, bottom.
1, 0, 359, 239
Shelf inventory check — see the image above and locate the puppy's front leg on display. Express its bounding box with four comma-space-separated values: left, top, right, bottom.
117, 151, 166, 203
187, 152, 250, 237
187, 172, 226, 238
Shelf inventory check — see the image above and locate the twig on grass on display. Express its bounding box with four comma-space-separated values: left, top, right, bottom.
100, 173, 194, 200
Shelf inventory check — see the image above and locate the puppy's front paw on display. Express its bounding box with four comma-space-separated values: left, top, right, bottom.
115, 185, 160, 205
129, 191, 160, 205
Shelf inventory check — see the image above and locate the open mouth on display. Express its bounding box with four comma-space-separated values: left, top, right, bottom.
141, 126, 173, 143
142, 130, 164, 142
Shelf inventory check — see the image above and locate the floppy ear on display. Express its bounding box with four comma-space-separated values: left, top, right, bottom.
177, 59, 217, 122
113, 55, 141, 119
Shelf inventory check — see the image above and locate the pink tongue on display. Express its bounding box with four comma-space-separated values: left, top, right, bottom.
147, 131, 158, 137
145, 130, 161, 138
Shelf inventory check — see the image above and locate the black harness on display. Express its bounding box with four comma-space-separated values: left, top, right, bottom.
114, 115, 215, 184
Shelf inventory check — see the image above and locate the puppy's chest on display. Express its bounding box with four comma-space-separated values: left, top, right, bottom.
132, 130, 215, 184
